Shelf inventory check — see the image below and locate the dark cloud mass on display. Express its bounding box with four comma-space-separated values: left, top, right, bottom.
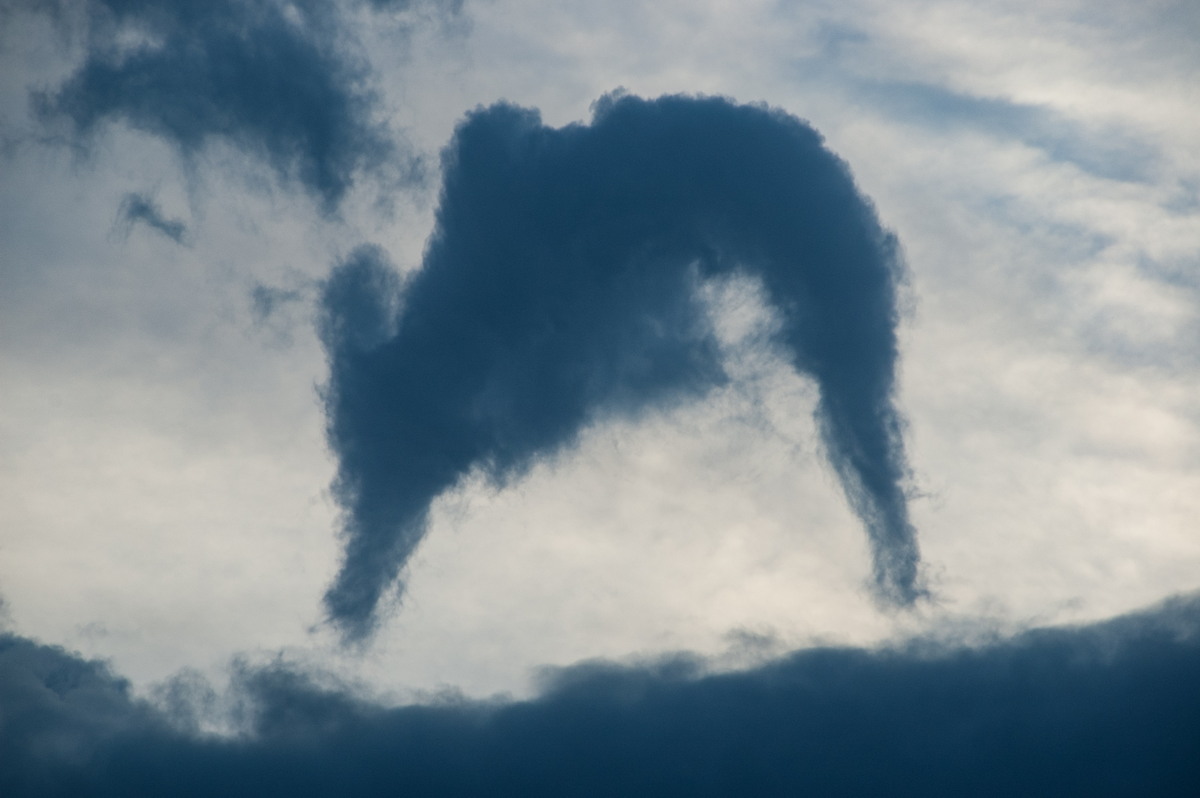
115, 191, 187, 243
320, 93, 921, 639
33, 0, 398, 210
3, 595, 1199, 796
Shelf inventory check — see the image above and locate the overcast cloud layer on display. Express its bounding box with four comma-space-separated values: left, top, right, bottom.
2, 0, 1199, 791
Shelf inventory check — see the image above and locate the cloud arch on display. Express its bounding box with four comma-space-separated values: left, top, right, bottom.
320, 93, 924, 641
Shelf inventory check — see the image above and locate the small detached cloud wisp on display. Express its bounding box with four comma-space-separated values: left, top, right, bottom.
320, 93, 924, 642
114, 192, 188, 245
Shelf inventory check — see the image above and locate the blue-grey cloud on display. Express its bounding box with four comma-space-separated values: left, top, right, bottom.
32, 0, 404, 211
320, 93, 922, 641
3, 594, 1198, 796
364, 0, 463, 10
789, 29, 1159, 184
114, 192, 187, 244
249, 278, 318, 346
857, 80, 1158, 184
250, 283, 310, 326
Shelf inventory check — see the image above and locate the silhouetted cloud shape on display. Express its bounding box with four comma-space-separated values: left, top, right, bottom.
115, 192, 187, 244
3, 595, 1199, 796
33, 0, 399, 211
320, 93, 922, 640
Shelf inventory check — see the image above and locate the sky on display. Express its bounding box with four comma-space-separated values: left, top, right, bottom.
1, 0, 1198, 793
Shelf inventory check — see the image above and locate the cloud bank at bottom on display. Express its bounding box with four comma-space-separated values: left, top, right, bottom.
3, 594, 1198, 796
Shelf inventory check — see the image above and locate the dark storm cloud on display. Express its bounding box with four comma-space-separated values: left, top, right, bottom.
32, 0, 403, 211
114, 192, 187, 244
0, 633, 159, 796
3, 595, 1199, 796
320, 93, 922, 640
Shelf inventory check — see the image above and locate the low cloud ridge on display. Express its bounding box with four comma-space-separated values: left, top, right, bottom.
2, 595, 1198, 795
320, 93, 921, 640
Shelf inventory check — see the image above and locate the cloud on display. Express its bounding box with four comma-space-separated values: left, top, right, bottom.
0, 633, 157, 796
250, 283, 311, 326
319, 92, 922, 641
31, 0, 405, 211
853, 80, 1158, 184
114, 192, 187, 244
2, 594, 1198, 796
363, 0, 463, 11
249, 277, 319, 346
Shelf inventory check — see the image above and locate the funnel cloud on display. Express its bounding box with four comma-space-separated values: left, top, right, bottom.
320, 93, 923, 640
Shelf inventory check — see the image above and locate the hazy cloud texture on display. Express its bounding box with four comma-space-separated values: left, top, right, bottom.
114, 192, 187, 243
